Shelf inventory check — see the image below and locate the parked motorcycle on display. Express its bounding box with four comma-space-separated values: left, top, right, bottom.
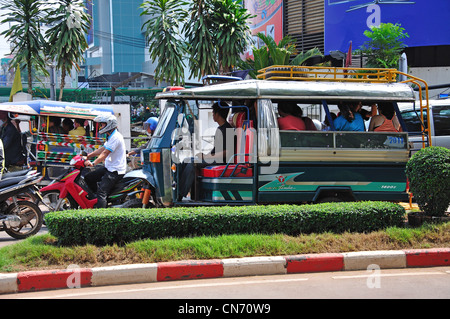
0, 170, 44, 239
2, 169, 46, 206
39, 155, 148, 211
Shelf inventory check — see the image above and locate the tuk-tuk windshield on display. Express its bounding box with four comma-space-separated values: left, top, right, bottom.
153, 103, 175, 138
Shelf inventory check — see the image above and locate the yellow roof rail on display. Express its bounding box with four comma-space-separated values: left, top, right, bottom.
257, 65, 399, 83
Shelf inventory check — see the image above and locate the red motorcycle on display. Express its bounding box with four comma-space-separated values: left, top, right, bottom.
40, 155, 147, 211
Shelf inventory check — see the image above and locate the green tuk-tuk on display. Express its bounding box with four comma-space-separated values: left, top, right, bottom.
134, 66, 430, 208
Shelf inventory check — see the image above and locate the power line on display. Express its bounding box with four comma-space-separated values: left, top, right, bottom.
93, 30, 147, 49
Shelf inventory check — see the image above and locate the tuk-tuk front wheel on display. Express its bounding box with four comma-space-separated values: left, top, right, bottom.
122, 198, 155, 209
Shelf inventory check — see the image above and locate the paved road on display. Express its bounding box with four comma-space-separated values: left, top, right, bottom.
2, 267, 449, 300
0, 226, 48, 249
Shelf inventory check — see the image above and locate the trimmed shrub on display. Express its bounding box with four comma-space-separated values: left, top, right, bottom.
406, 146, 450, 217
45, 201, 405, 246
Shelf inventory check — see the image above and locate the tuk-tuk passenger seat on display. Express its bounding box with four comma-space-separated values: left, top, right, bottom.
201, 112, 254, 178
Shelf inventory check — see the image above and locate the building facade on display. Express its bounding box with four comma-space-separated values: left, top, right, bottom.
84, 0, 146, 84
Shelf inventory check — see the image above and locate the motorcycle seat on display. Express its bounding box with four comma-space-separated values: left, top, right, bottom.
2, 169, 32, 180
0, 177, 25, 189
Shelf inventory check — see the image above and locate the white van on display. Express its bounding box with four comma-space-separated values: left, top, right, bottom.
399, 99, 450, 151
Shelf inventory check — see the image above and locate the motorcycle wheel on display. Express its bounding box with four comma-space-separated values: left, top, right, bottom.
40, 191, 77, 212
5, 201, 44, 239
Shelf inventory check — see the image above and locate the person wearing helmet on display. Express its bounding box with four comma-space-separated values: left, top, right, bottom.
128, 116, 158, 156
143, 116, 158, 135
84, 114, 126, 208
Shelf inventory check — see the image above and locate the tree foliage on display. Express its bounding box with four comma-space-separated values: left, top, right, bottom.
0, 0, 48, 95
212, 0, 254, 74
141, 0, 188, 86
45, 0, 91, 100
142, 0, 254, 84
359, 23, 409, 69
239, 33, 324, 79
183, 0, 217, 80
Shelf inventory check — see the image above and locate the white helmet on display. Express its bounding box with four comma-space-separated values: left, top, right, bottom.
94, 114, 118, 134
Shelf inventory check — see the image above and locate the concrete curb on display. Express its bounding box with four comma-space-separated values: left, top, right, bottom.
1, 248, 449, 295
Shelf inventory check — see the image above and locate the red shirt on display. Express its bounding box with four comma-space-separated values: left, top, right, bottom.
278, 115, 306, 131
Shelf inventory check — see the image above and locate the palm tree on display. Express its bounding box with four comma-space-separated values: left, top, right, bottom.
0, 0, 48, 95
141, 0, 254, 82
239, 33, 324, 79
212, 0, 254, 74
184, 0, 254, 78
183, 0, 217, 79
45, 0, 90, 101
141, 0, 188, 86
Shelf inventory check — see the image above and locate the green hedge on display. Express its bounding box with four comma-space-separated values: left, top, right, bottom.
44, 201, 405, 246
406, 146, 450, 217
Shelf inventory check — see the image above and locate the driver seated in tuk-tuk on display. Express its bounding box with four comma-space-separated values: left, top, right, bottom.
177, 101, 234, 201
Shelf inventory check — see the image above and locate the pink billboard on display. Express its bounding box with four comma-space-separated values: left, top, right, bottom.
243, 0, 284, 59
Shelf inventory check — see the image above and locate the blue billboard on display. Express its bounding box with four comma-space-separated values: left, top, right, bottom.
325, 0, 450, 54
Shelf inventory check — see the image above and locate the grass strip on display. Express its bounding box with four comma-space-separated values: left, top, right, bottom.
0, 222, 449, 273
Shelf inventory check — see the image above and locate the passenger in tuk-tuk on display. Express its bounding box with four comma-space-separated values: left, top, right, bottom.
334, 103, 365, 131
277, 102, 306, 131
177, 102, 234, 201
368, 102, 402, 132
0, 111, 26, 169
279, 101, 317, 131
48, 117, 65, 134
69, 118, 87, 136
62, 118, 74, 134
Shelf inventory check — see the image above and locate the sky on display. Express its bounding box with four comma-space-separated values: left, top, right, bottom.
0, 8, 11, 59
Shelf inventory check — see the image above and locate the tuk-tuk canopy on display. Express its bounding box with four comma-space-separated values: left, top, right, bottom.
155, 79, 416, 103
0, 100, 113, 119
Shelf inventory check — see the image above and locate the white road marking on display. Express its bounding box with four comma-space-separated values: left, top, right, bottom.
333, 271, 446, 280
19, 277, 309, 299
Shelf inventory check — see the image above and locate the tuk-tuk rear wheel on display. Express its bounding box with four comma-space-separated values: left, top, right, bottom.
316, 196, 343, 203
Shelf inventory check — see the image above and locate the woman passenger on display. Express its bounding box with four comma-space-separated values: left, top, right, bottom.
369, 103, 402, 132
277, 102, 306, 131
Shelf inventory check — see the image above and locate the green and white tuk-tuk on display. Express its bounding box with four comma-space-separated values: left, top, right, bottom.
137, 66, 430, 207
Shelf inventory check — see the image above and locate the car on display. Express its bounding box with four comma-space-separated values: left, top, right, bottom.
399, 99, 450, 151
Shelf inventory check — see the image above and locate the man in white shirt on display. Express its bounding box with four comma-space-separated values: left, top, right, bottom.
84, 114, 126, 208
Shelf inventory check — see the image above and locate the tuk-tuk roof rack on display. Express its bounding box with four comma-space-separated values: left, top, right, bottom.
257, 65, 398, 83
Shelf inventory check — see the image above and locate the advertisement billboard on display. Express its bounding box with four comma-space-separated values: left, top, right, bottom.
325, 0, 450, 54
243, 0, 284, 59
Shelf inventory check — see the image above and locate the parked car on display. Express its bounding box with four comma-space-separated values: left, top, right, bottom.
399, 99, 450, 151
